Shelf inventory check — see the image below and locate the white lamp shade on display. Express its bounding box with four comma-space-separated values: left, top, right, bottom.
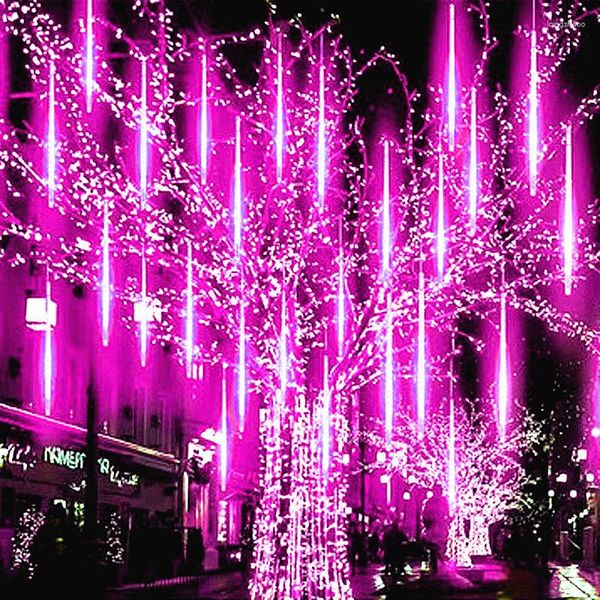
25, 297, 57, 330
133, 298, 162, 324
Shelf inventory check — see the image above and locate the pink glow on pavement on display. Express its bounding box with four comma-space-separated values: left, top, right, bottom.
448, 2, 457, 151
47, 61, 56, 208
528, 2, 538, 197
563, 125, 574, 296
101, 197, 110, 347
468, 87, 478, 233
85, 0, 94, 113
199, 47, 208, 185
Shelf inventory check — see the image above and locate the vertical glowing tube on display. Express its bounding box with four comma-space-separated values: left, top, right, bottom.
238, 298, 246, 430
101, 197, 110, 347
221, 370, 228, 492
317, 40, 326, 209
498, 290, 509, 439
337, 248, 344, 358
280, 293, 287, 393
234, 116, 242, 254
416, 270, 426, 433
140, 58, 148, 208
47, 61, 56, 208
185, 241, 194, 377
563, 125, 574, 296
275, 36, 284, 182
85, 0, 94, 113
436, 146, 445, 279
200, 48, 208, 185
384, 292, 394, 446
44, 276, 53, 416
140, 251, 148, 368
448, 393, 456, 511
448, 2, 457, 151
468, 87, 477, 233
382, 140, 390, 275
528, 2, 538, 197
322, 355, 330, 476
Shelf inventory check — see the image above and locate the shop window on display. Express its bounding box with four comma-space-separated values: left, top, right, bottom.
119, 404, 135, 439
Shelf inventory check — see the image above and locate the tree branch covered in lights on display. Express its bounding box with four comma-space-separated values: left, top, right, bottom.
0, 1, 599, 598
361, 404, 546, 564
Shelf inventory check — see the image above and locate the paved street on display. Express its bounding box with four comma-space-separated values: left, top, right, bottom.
105, 562, 600, 599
